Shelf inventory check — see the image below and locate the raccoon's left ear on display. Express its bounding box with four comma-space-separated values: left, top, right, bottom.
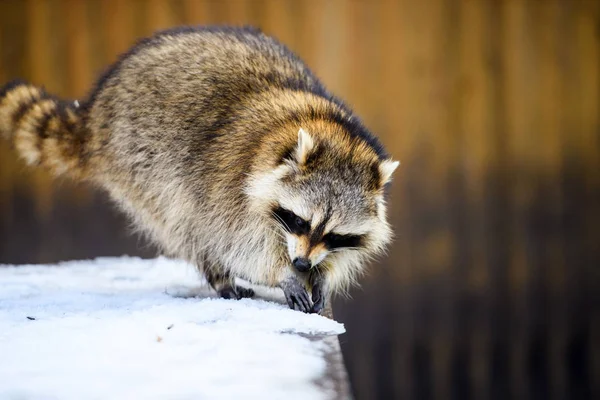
295, 128, 314, 166
379, 159, 400, 185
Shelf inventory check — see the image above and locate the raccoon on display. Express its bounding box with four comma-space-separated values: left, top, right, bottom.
0, 26, 398, 314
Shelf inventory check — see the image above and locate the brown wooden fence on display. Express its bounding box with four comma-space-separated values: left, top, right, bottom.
1, 1, 598, 399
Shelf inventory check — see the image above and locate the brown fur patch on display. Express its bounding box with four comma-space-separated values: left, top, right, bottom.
309, 243, 327, 262
296, 235, 310, 258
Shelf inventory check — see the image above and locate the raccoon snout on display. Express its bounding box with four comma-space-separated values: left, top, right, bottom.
292, 257, 311, 273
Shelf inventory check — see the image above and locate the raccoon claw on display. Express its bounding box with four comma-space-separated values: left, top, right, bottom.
281, 277, 311, 313
218, 286, 238, 300
287, 290, 311, 313
218, 286, 255, 300
311, 290, 325, 314
310, 278, 326, 314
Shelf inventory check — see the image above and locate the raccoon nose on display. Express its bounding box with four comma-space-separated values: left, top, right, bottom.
292, 257, 311, 272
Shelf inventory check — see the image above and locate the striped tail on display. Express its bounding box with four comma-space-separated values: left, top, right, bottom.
0, 80, 88, 179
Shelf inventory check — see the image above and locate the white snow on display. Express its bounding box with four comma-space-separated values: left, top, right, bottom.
0, 257, 345, 400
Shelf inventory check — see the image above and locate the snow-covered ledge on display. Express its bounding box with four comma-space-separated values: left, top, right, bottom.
0, 257, 351, 399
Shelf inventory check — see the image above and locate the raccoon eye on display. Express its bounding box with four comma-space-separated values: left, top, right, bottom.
295, 216, 307, 229
272, 206, 310, 235
323, 232, 364, 249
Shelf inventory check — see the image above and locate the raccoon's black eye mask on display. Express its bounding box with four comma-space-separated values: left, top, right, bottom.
272, 206, 365, 250
272, 206, 310, 235
322, 232, 364, 250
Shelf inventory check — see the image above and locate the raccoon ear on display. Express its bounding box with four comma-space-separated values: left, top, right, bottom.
295, 128, 314, 166
379, 159, 400, 185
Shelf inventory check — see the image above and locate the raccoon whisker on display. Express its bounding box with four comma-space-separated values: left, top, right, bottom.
268, 216, 287, 233
264, 225, 286, 242
271, 230, 288, 244
331, 247, 362, 253
313, 266, 324, 280
270, 212, 291, 234
262, 218, 288, 242
270, 211, 287, 228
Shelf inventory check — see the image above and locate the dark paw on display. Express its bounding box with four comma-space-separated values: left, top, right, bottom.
311, 289, 325, 314
236, 286, 255, 299
218, 286, 239, 300
310, 278, 326, 314
280, 277, 311, 313
309, 272, 328, 314
218, 285, 254, 300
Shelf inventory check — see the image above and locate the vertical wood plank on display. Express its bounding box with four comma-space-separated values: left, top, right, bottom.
27, 0, 54, 87
576, 0, 600, 180
293, 0, 321, 72
537, 2, 568, 400
146, 0, 177, 34
575, 2, 600, 398
26, 0, 56, 216
377, 2, 416, 396
503, 0, 534, 292
459, 0, 492, 294
261, 0, 295, 49
102, 0, 135, 60
0, 77, 14, 212
502, 0, 533, 398
63, 0, 92, 98
0, 1, 11, 199
458, 2, 493, 398
379, 0, 413, 285
346, 0, 380, 128
319, 0, 350, 98
181, 0, 214, 25
219, 0, 253, 26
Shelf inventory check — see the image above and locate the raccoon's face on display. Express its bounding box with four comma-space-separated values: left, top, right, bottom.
247, 127, 398, 285
271, 201, 368, 273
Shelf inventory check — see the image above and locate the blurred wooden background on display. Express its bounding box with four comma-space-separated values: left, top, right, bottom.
0, 0, 598, 399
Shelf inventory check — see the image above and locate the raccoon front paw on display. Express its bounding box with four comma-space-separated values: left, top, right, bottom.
310, 274, 326, 314
218, 285, 255, 300
236, 286, 255, 299
310, 285, 325, 314
280, 277, 312, 313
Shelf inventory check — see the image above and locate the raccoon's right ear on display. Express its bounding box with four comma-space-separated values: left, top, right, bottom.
294, 128, 314, 166
379, 159, 400, 186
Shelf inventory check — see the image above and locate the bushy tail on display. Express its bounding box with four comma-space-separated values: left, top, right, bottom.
0, 80, 88, 179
